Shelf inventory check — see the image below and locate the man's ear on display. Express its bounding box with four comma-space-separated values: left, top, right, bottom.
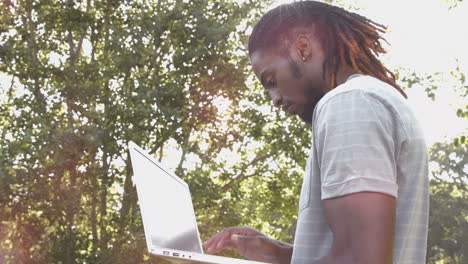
295, 34, 312, 61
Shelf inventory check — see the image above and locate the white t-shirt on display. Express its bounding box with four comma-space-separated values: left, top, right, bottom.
291, 75, 429, 264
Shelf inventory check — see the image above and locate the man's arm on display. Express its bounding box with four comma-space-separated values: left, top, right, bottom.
313, 191, 396, 264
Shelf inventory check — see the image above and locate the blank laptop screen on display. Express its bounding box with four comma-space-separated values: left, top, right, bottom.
131, 148, 202, 253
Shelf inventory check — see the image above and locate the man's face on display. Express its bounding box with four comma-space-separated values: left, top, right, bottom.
250, 36, 327, 124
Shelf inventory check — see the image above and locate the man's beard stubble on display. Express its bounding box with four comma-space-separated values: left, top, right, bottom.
288, 56, 325, 125
295, 74, 325, 125
297, 94, 319, 125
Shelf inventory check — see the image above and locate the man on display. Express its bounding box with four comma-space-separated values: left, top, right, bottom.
203, 1, 429, 264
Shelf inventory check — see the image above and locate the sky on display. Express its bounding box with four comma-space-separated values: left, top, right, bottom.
273, 0, 468, 146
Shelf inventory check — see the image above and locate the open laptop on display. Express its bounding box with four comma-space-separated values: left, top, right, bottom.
128, 141, 270, 264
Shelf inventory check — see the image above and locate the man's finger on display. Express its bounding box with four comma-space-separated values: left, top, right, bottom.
213, 230, 235, 252
230, 234, 245, 252
204, 227, 266, 254
204, 229, 227, 247
203, 235, 216, 247
205, 229, 231, 253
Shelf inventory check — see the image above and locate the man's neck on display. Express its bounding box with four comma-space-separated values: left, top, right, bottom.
335, 66, 357, 87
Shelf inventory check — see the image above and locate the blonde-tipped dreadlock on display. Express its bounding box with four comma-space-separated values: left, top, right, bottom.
248, 1, 407, 98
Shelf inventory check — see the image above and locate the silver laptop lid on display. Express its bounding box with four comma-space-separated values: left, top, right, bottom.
128, 141, 203, 254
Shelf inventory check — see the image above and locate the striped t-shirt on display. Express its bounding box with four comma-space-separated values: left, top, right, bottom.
291, 75, 429, 264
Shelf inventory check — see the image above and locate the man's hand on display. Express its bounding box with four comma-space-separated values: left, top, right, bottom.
203, 226, 292, 264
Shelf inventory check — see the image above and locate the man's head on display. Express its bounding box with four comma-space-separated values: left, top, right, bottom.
248, 1, 406, 124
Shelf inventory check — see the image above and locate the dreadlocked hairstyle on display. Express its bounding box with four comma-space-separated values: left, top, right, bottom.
248, 1, 407, 98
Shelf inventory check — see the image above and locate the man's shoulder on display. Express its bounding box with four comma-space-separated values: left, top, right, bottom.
313, 75, 407, 123
318, 75, 400, 108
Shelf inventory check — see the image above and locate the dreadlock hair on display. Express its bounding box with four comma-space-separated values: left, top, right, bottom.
248, 1, 407, 98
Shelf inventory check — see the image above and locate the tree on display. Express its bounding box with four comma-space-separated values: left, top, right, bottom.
427, 141, 468, 264
444, 0, 464, 9
0, 0, 315, 262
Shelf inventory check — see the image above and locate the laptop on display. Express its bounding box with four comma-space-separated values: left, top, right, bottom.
128, 141, 270, 264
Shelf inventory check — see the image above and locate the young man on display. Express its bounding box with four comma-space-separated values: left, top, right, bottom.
203, 1, 429, 264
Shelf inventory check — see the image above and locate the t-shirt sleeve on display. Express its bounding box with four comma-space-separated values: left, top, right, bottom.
315, 90, 399, 200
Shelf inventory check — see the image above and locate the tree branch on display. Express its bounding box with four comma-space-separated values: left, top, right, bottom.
175, 125, 194, 174
221, 152, 276, 192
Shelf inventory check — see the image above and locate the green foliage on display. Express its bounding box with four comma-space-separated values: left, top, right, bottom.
443, 0, 464, 9
0, 0, 310, 262
396, 61, 468, 148
427, 142, 468, 264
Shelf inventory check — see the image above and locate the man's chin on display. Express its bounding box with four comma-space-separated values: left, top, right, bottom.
298, 112, 313, 125
297, 102, 316, 125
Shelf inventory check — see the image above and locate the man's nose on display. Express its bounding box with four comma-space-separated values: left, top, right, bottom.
270, 90, 283, 108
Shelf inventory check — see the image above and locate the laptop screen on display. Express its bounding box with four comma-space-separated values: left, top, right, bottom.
130, 145, 203, 253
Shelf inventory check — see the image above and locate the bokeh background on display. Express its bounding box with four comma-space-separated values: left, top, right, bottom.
0, 0, 466, 263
